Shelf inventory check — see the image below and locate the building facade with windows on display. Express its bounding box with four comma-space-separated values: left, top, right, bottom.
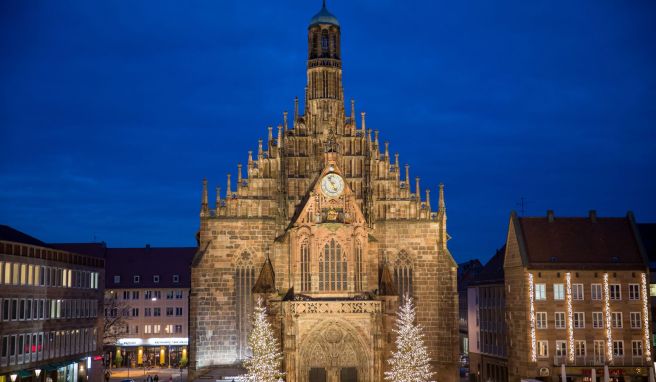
504, 211, 652, 382
467, 247, 508, 382
52, 244, 196, 369
189, 3, 459, 382
0, 226, 104, 382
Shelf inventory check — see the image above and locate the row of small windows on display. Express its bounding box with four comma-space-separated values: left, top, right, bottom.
105, 306, 183, 318
534, 283, 641, 301
117, 289, 184, 300
140, 324, 183, 335
535, 339, 643, 359
1, 298, 98, 322
0, 261, 99, 289
0, 328, 97, 367
535, 311, 642, 329
113, 274, 179, 284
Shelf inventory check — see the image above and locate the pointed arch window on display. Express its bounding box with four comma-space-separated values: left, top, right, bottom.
354, 241, 364, 291
234, 252, 255, 358
300, 240, 311, 292
394, 251, 413, 298
319, 239, 347, 291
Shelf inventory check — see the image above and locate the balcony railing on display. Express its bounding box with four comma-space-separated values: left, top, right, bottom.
552, 355, 647, 367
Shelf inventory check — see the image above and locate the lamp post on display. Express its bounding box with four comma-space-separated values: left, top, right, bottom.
10, 374, 17, 382
35, 368, 42, 382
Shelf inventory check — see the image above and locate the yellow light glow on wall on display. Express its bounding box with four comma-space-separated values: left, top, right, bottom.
566, 272, 574, 362
528, 272, 537, 362
603, 273, 612, 362
642, 273, 652, 361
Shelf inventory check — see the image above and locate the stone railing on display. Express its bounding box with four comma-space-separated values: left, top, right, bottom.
287, 300, 382, 315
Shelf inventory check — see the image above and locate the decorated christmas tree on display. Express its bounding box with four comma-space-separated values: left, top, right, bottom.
240, 297, 284, 382
385, 295, 435, 382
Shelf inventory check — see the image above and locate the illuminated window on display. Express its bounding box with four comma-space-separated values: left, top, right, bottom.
650, 284, 656, 297
555, 312, 566, 329
153, 325, 161, 334
629, 284, 640, 300
553, 284, 564, 300
536, 312, 547, 329
594, 341, 605, 363
144, 325, 152, 334
555, 341, 566, 357
592, 312, 603, 328
535, 284, 546, 300
113, 275, 120, 284
537, 341, 548, 358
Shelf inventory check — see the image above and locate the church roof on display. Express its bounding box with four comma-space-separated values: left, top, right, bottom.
253, 255, 276, 293
309, 1, 340, 27
378, 263, 397, 296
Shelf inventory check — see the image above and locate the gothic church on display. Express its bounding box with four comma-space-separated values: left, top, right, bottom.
190, 3, 459, 381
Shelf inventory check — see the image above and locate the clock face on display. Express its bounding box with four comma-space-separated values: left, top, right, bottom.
321, 173, 345, 198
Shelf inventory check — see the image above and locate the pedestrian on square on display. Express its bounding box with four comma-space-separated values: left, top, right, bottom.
154, 374, 159, 382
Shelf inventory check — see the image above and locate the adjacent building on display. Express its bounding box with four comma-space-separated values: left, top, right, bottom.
190, 2, 459, 381
0, 226, 104, 382
467, 247, 507, 382
468, 211, 653, 382
52, 244, 196, 369
507, 210, 651, 381
458, 260, 483, 359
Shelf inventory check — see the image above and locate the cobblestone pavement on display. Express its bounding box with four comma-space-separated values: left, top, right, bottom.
104, 368, 187, 382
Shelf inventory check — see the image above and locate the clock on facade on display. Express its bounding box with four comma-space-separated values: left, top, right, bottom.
320, 173, 344, 198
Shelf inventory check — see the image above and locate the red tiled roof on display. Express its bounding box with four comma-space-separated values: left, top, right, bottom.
518, 216, 645, 267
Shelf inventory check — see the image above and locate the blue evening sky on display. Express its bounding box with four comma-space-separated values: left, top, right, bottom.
1, 1, 655, 263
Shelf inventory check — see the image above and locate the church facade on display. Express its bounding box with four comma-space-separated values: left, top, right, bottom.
189, 3, 459, 381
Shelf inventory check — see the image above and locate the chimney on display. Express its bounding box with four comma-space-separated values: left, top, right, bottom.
589, 210, 597, 223
547, 210, 555, 222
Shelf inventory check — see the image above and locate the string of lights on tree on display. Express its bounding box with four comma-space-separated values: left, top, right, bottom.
239, 297, 284, 382
385, 295, 435, 382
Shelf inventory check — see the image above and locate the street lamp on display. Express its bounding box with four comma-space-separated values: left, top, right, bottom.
10, 374, 17, 382
35, 369, 42, 382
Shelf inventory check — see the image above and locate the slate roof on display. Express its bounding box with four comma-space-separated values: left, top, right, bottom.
0, 224, 48, 247
471, 245, 506, 285
517, 213, 646, 268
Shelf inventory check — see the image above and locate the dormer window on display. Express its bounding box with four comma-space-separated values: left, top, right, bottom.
172, 274, 179, 283
153, 275, 160, 283
133, 275, 140, 284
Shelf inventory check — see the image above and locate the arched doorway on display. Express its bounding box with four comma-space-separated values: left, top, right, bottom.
299, 321, 371, 382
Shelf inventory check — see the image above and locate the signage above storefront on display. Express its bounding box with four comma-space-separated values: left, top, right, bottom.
117, 337, 188, 346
